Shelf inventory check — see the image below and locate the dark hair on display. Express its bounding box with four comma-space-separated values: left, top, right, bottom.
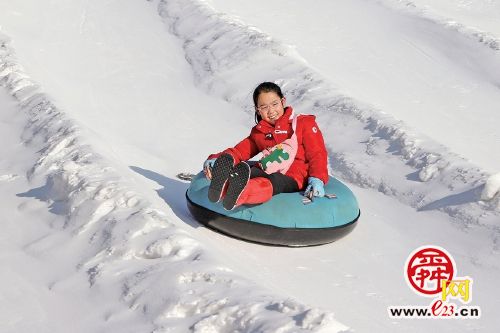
253, 82, 284, 123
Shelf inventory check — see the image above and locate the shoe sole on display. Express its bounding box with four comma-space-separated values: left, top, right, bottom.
208, 154, 234, 203
223, 162, 251, 211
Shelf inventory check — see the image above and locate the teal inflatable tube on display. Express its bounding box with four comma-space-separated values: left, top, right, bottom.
186, 172, 360, 246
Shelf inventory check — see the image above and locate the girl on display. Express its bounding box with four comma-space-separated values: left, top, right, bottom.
204, 82, 328, 210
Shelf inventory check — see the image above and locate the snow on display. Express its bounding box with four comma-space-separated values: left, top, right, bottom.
481, 172, 500, 203
208, 0, 500, 174
380, 0, 500, 50
1, 0, 500, 332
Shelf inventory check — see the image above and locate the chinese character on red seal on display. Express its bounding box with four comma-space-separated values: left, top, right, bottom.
406, 246, 455, 295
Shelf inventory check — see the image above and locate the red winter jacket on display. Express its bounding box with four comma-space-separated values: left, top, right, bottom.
207, 107, 329, 189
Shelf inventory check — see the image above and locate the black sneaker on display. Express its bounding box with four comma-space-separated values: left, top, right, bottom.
223, 162, 251, 210
208, 154, 235, 203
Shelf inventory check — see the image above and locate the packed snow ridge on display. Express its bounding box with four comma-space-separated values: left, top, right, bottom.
379, 0, 500, 51
159, 0, 500, 225
0, 30, 348, 332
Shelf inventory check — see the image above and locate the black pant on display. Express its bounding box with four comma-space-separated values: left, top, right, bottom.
250, 166, 298, 196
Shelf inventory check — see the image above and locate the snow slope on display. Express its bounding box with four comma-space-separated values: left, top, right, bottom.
208, 0, 500, 174
1, 0, 500, 332
160, 0, 499, 225
380, 0, 500, 50
0, 5, 346, 333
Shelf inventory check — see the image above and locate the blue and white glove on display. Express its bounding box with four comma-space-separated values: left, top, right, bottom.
304, 177, 325, 198
203, 158, 216, 179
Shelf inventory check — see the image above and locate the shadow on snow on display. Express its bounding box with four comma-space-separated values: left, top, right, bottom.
129, 166, 200, 228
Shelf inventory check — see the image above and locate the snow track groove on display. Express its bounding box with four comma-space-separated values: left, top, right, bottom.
158, 0, 500, 229
0, 28, 348, 332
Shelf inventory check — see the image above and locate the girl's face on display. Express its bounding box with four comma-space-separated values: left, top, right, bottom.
256, 92, 286, 125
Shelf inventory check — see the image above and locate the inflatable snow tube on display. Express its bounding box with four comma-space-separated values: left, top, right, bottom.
186, 172, 360, 247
